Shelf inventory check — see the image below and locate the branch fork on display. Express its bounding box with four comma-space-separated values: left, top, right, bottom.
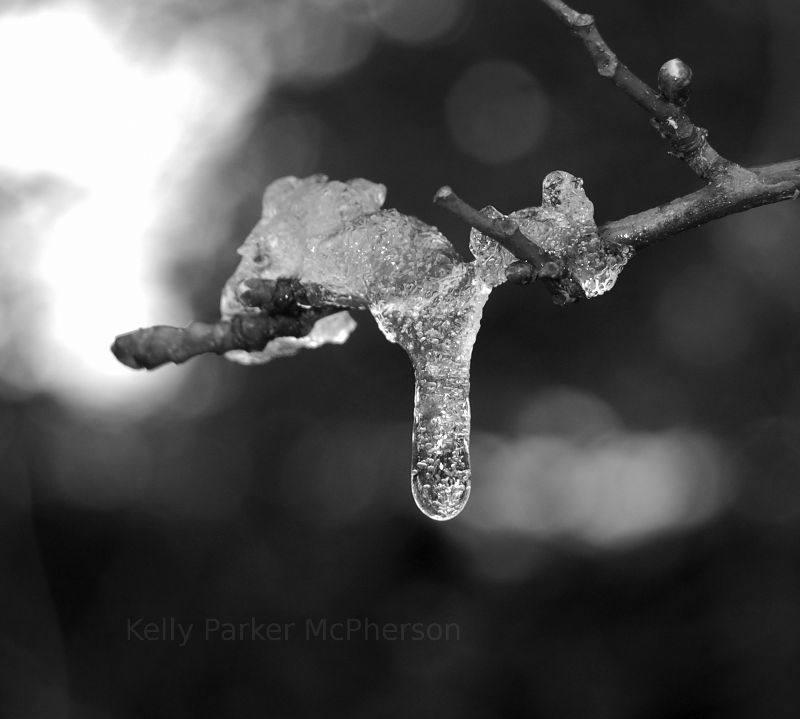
437, 0, 798, 265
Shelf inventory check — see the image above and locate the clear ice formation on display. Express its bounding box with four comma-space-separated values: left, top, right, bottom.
506, 170, 633, 299
220, 172, 630, 520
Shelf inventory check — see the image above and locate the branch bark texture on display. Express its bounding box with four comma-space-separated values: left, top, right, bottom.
112, 279, 343, 370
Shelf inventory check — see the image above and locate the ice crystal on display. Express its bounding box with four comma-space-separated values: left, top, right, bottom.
220, 173, 630, 520
504, 170, 632, 299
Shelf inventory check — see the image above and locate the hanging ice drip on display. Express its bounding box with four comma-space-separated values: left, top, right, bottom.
369, 230, 510, 519
218, 173, 630, 520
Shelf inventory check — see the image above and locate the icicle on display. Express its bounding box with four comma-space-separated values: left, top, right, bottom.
219, 173, 628, 520
411, 365, 472, 519
370, 266, 498, 520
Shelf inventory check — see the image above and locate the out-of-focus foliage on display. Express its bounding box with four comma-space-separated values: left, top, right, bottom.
2, 1, 800, 717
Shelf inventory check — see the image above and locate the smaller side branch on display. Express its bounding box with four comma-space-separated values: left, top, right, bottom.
433, 186, 563, 277
539, 0, 736, 183
541, 0, 664, 117
111, 310, 339, 370
111, 277, 347, 370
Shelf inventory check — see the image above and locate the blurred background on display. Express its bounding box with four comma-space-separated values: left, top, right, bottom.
2, 0, 799, 716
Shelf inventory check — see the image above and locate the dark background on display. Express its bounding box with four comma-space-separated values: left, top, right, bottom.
2, 0, 800, 717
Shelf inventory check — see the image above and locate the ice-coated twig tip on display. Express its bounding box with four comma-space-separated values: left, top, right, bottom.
433, 183, 562, 272
434, 186, 453, 202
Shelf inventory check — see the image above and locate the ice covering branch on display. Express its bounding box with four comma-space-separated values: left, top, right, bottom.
433, 186, 562, 276
112, 2, 800, 371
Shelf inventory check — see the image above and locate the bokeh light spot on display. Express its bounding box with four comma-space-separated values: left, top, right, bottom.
0, 2, 275, 412
368, 0, 468, 45
446, 59, 550, 165
458, 389, 733, 550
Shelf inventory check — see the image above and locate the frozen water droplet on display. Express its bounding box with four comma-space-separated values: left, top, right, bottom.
571, 237, 633, 298
542, 170, 592, 217
410, 368, 471, 520
504, 171, 633, 299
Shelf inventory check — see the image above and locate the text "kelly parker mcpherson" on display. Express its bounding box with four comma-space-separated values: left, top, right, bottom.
126, 617, 460, 646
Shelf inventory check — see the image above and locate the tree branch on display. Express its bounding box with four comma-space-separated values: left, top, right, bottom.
602, 162, 800, 250
111, 310, 342, 370
539, 0, 800, 245
111, 278, 345, 370
433, 2, 799, 267
111, 2, 800, 371
539, 0, 737, 183
432, 186, 562, 277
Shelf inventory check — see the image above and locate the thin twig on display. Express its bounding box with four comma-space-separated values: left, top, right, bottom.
111, 310, 339, 370
539, 0, 738, 183
433, 186, 563, 277
111, 277, 348, 370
